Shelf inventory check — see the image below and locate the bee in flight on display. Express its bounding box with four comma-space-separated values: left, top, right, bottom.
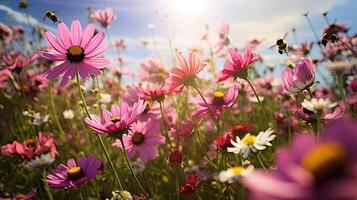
270, 32, 288, 55
43, 11, 61, 23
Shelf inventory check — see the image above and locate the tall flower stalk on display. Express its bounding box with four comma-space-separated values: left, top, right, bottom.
75, 70, 124, 191
118, 138, 149, 198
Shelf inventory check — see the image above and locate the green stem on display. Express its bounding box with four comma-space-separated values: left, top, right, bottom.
175, 166, 180, 200
192, 119, 217, 169
257, 153, 267, 171
42, 170, 53, 200
119, 138, 149, 198
336, 73, 350, 114
159, 101, 173, 148
75, 70, 124, 191
246, 79, 269, 128
191, 84, 223, 135
49, 82, 65, 134
78, 187, 84, 200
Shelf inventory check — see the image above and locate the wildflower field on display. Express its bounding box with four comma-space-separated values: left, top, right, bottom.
0, 0, 357, 199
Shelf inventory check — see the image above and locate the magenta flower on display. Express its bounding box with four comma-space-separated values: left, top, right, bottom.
216, 47, 260, 82
281, 58, 315, 94
244, 118, 357, 200
90, 8, 117, 28
84, 99, 146, 138
166, 53, 206, 93
190, 86, 238, 118
38, 20, 110, 86
180, 174, 199, 196
46, 155, 103, 189
112, 120, 165, 163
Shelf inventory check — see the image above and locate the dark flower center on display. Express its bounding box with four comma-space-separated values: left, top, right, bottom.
132, 132, 145, 145
67, 166, 84, 180
301, 142, 346, 183
67, 46, 85, 63
183, 75, 196, 86
111, 117, 121, 123
212, 91, 225, 105
24, 139, 36, 148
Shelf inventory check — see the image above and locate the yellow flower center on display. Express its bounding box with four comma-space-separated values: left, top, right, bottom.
242, 134, 256, 146
67, 46, 85, 63
67, 166, 83, 180
111, 116, 122, 123
213, 91, 224, 105
145, 100, 152, 112
231, 166, 245, 175
301, 142, 346, 182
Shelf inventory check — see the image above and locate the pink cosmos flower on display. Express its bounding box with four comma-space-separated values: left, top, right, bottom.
46, 155, 103, 189
140, 55, 168, 84
170, 119, 194, 141
281, 58, 315, 94
84, 99, 146, 138
121, 85, 161, 122
190, 86, 238, 118
142, 87, 171, 102
217, 22, 230, 40
1, 132, 57, 160
112, 120, 165, 163
216, 47, 260, 82
38, 20, 110, 86
166, 53, 205, 93
113, 38, 126, 50
5, 53, 38, 72
90, 8, 117, 28
0, 68, 13, 89
244, 118, 357, 200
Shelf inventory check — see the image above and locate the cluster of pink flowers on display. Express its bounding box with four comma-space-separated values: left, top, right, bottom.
2, 132, 56, 160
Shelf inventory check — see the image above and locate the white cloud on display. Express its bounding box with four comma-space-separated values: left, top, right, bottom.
0, 4, 55, 31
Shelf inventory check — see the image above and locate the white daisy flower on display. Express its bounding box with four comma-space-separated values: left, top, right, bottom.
109, 190, 133, 200
227, 128, 275, 158
301, 98, 338, 113
25, 153, 55, 169
63, 109, 74, 119
218, 165, 254, 183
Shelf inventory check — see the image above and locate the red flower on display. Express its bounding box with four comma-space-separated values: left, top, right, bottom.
216, 134, 234, 151
180, 174, 198, 196
230, 123, 253, 135
169, 150, 183, 164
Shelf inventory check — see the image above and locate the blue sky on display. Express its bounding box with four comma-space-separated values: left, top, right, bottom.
1, 0, 356, 84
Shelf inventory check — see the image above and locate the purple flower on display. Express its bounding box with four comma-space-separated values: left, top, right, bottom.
46, 155, 103, 189
281, 58, 315, 94
84, 99, 146, 138
244, 118, 357, 200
